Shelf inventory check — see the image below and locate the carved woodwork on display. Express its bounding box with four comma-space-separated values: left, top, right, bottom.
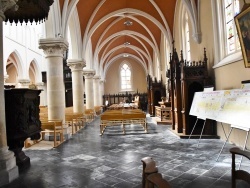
103, 92, 148, 111
169, 48, 216, 136
5, 88, 41, 170
4, 0, 54, 24
147, 75, 166, 116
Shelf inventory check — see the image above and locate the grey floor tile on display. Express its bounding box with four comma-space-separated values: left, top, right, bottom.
2, 116, 249, 188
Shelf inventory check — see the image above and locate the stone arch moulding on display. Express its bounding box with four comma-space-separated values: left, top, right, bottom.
28, 59, 42, 83
5, 50, 24, 79
177, 0, 202, 44
83, 8, 173, 55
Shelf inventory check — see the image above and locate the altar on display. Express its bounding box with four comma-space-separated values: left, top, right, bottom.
107, 103, 138, 110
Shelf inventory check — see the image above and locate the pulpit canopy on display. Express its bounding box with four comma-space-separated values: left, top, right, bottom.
5, 0, 54, 24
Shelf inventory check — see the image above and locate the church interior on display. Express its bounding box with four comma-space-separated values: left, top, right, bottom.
1, 0, 250, 187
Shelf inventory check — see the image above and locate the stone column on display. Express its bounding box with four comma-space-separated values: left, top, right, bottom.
0, 1, 19, 186
83, 69, 95, 109
67, 59, 85, 113
39, 38, 68, 121
93, 75, 101, 106
100, 79, 105, 106
15, 78, 30, 88
36, 82, 46, 106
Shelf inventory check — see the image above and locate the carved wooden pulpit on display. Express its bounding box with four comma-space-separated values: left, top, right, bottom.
5, 88, 41, 170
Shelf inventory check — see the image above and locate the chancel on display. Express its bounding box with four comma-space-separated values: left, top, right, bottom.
0, 0, 250, 187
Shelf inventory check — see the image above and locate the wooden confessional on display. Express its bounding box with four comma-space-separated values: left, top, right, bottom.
147, 75, 166, 116
168, 48, 216, 137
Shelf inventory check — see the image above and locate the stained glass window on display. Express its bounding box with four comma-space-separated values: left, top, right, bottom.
225, 0, 240, 54
120, 63, 131, 90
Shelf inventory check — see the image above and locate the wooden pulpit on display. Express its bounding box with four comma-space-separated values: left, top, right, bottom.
5, 88, 41, 170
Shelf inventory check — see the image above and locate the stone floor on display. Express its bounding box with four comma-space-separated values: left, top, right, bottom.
2, 116, 250, 188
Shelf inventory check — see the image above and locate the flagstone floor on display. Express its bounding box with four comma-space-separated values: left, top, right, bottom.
2, 116, 250, 188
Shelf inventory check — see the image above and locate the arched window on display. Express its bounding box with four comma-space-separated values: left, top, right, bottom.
184, 12, 191, 61
120, 63, 131, 90
212, 0, 242, 67
224, 0, 240, 54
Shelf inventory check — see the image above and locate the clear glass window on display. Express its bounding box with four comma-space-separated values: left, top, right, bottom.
120, 63, 131, 90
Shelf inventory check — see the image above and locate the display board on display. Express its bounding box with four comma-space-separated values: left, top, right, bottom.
189, 89, 250, 130
189, 90, 224, 120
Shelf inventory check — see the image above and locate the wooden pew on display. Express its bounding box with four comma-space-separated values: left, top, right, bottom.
100, 109, 147, 135
141, 157, 158, 188
40, 119, 64, 147
230, 147, 250, 188
147, 173, 171, 188
84, 109, 95, 123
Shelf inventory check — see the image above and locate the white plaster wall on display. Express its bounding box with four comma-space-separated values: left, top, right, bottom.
3, 22, 46, 105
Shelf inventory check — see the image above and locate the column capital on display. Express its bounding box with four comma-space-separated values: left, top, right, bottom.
67, 59, 86, 72
39, 38, 68, 58
16, 78, 30, 88
35, 82, 44, 87
100, 79, 105, 84
93, 75, 101, 80
83, 69, 95, 79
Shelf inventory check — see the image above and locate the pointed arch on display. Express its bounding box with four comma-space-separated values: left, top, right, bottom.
28, 59, 42, 84
5, 51, 24, 84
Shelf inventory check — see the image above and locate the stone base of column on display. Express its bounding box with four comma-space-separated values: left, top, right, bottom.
0, 151, 19, 187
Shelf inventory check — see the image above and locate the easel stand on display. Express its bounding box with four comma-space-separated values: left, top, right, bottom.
216, 123, 250, 169
188, 116, 207, 148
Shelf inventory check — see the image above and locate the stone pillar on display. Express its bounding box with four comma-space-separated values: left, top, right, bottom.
39, 38, 68, 121
0, 1, 19, 186
100, 79, 105, 106
67, 59, 85, 113
36, 82, 46, 106
93, 75, 101, 106
83, 69, 95, 109
15, 78, 30, 88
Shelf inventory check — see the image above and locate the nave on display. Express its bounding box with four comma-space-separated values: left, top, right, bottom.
2, 117, 250, 188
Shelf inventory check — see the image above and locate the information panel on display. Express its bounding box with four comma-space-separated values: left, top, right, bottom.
189, 89, 250, 130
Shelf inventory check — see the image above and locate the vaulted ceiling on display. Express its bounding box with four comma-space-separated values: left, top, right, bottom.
59, 0, 177, 73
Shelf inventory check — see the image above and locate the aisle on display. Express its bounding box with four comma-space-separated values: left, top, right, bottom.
2, 117, 250, 188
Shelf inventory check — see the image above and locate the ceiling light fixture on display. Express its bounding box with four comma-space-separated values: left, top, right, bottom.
124, 20, 133, 26
124, 42, 130, 46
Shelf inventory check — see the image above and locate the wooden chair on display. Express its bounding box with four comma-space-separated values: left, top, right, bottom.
94, 106, 103, 115
72, 113, 85, 132
84, 109, 95, 123
65, 114, 75, 134
141, 157, 158, 188
230, 147, 250, 188
147, 173, 171, 188
41, 119, 64, 147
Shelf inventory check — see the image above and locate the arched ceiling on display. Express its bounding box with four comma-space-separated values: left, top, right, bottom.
59, 0, 177, 75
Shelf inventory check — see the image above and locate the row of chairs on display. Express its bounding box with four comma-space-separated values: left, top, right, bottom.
25, 106, 101, 148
